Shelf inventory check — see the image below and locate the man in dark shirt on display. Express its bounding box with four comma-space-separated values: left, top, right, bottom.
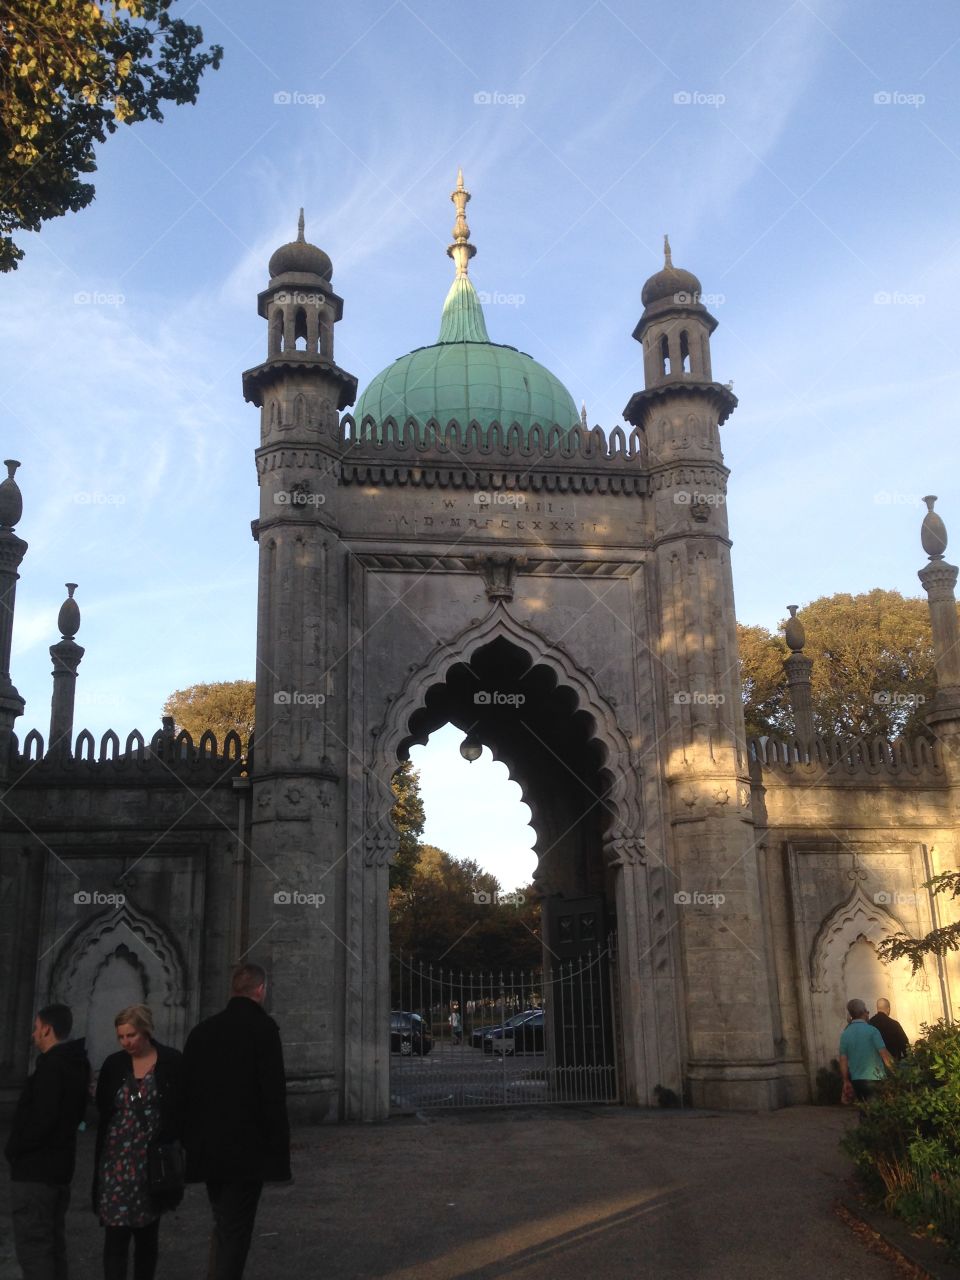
4, 1003, 91, 1280
182, 964, 290, 1279
870, 998, 910, 1061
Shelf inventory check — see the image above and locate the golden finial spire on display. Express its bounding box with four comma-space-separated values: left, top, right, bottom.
447, 168, 476, 278
297, 208, 305, 242
663, 234, 672, 268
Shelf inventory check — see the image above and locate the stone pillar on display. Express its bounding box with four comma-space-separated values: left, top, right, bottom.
48, 584, 84, 759
0, 461, 27, 774
918, 496, 960, 739
783, 605, 815, 745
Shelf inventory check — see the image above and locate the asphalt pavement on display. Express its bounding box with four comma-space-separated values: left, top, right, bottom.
1, 1105, 909, 1279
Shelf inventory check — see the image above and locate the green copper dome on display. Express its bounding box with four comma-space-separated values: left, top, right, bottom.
354, 173, 578, 439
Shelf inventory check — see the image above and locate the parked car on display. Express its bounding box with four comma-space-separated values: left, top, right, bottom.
470, 1008, 539, 1050
390, 1011, 433, 1056
483, 1009, 544, 1055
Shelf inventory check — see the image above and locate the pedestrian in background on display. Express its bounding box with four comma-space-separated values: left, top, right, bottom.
869, 997, 910, 1062
5, 1003, 90, 1280
839, 997, 894, 1103
93, 1004, 184, 1280
182, 964, 290, 1280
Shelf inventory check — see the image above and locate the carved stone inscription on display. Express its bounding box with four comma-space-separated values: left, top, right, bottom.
344, 493, 647, 543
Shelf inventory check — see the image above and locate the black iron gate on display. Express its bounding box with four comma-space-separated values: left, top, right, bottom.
390, 933, 620, 1111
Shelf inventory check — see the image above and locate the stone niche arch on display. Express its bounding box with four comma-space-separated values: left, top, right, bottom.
47, 905, 188, 1072
805, 886, 938, 1082
345, 604, 676, 1120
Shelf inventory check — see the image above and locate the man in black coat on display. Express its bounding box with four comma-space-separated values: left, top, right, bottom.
4, 1003, 90, 1279
182, 964, 290, 1280
870, 998, 910, 1061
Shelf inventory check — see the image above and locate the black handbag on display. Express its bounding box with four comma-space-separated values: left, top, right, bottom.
147, 1140, 185, 1196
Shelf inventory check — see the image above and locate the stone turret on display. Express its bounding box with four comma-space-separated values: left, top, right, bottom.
623, 244, 782, 1109
241, 214, 357, 1122
242, 209, 357, 450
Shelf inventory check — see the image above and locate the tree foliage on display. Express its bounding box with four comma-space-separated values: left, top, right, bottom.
388, 760, 425, 892
390, 844, 541, 973
163, 678, 254, 743
737, 622, 789, 737
878, 871, 960, 972
0, 0, 222, 270
739, 589, 944, 741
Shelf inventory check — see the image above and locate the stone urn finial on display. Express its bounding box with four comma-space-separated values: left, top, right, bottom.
57, 584, 80, 640
784, 604, 805, 653
921, 495, 947, 561
0, 459, 23, 530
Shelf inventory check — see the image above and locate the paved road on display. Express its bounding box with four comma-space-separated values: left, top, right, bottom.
1, 1106, 903, 1280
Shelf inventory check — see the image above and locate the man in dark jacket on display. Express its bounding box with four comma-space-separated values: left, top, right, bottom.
4, 1003, 91, 1279
870, 998, 910, 1061
182, 964, 290, 1279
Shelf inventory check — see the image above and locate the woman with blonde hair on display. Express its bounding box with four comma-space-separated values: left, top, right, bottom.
93, 1004, 183, 1280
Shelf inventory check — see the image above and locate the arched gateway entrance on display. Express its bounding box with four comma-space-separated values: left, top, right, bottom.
242, 184, 787, 1121
370, 615, 667, 1114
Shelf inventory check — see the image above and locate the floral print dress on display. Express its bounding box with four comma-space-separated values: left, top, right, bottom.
98, 1069, 161, 1228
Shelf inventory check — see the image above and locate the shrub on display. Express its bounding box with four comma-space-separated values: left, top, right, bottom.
842, 1020, 960, 1253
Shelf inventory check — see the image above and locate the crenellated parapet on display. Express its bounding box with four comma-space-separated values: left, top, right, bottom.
336, 414, 649, 494
749, 733, 943, 779
7, 725, 249, 780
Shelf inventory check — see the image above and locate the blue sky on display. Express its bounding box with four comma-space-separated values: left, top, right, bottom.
3, 0, 958, 889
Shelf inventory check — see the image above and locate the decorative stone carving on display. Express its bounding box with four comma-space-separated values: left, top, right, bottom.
470, 552, 528, 602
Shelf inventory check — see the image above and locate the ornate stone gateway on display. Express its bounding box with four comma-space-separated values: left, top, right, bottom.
240, 176, 782, 1122
3, 176, 958, 1123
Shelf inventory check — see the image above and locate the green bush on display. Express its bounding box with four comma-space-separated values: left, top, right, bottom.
842, 1020, 960, 1253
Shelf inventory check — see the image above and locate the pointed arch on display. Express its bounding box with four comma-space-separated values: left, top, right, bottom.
47, 903, 189, 1065
365, 607, 644, 871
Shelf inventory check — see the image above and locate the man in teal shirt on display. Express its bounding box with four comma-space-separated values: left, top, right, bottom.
839, 998, 894, 1102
